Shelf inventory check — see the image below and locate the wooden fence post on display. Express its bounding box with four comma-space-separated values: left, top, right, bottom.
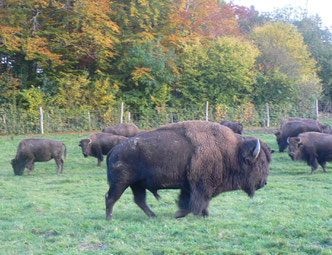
315, 99, 319, 120
170, 112, 173, 123
206, 101, 209, 121
88, 111, 91, 131
266, 103, 270, 128
40, 107, 44, 134
128, 112, 131, 122
120, 102, 124, 123
3, 115, 7, 134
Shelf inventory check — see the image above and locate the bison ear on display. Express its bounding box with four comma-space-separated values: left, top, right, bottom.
274, 131, 281, 137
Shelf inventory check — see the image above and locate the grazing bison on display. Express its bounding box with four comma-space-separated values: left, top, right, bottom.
79, 133, 127, 167
220, 120, 243, 134
11, 138, 67, 176
105, 120, 273, 221
102, 123, 139, 137
281, 117, 330, 132
288, 132, 332, 174
275, 121, 322, 152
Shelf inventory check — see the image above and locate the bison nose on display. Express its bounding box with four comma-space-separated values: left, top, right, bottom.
288, 152, 294, 160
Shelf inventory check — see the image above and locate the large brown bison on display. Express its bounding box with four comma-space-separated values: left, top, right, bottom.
102, 123, 139, 137
220, 120, 243, 134
288, 132, 332, 174
105, 120, 273, 221
275, 120, 322, 152
11, 138, 67, 175
79, 133, 127, 167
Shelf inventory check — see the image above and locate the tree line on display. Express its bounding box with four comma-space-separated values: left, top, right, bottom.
0, 0, 331, 123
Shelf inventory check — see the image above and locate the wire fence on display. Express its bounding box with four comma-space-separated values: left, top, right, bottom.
0, 101, 331, 135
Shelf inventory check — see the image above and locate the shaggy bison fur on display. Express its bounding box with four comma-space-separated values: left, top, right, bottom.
288, 132, 332, 174
105, 120, 273, 221
79, 133, 127, 167
220, 120, 243, 134
102, 123, 139, 137
11, 138, 67, 175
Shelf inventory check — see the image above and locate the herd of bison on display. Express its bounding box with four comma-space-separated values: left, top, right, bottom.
9, 118, 332, 220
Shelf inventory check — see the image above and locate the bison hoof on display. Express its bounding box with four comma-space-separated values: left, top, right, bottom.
174, 209, 190, 218
106, 214, 112, 221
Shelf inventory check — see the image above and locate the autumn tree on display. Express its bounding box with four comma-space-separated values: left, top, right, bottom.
251, 22, 321, 113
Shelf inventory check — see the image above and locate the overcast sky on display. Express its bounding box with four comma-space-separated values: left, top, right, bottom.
230, 0, 332, 29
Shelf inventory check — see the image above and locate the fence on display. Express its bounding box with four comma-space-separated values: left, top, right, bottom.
0, 100, 331, 135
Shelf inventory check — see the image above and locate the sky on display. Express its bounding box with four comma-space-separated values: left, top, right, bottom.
230, 0, 332, 29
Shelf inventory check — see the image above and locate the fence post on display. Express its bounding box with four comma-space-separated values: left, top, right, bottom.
88, 111, 91, 131
315, 99, 319, 120
206, 101, 209, 121
3, 115, 7, 134
266, 103, 270, 128
170, 111, 173, 123
120, 102, 124, 123
40, 107, 44, 134
128, 112, 131, 122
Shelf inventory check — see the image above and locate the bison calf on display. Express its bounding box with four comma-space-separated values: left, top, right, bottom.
102, 123, 139, 137
288, 132, 332, 174
105, 120, 273, 221
79, 133, 127, 167
11, 138, 67, 175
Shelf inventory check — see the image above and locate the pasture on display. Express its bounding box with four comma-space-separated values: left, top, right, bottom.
0, 132, 331, 254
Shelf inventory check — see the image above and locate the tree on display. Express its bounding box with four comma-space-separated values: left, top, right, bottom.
251, 22, 322, 112
175, 36, 259, 107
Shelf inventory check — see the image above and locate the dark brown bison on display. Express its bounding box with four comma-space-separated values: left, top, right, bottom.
79, 133, 127, 167
288, 132, 332, 174
105, 120, 273, 221
275, 120, 322, 152
11, 138, 67, 175
102, 123, 139, 137
281, 117, 330, 132
220, 120, 243, 134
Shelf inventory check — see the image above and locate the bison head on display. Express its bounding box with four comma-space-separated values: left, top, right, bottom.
79, 138, 92, 157
274, 130, 287, 152
288, 137, 303, 161
238, 138, 272, 198
11, 158, 25, 175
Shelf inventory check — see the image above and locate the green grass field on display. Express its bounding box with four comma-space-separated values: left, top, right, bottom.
0, 132, 331, 254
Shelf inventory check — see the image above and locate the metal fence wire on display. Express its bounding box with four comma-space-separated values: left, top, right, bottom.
0, 101, 331, 135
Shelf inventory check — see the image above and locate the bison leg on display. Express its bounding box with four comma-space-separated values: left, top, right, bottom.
130, 183, 156, 218
319, 161, 327, 173
189, 186, 210, 216
174, 189, 190, 218
97, 155, 104, 167
27, 161, 35, 175
308, 157, 319, 175
55, 158, 63, 175
105, 184, 128, 221
60, 158, 64, 174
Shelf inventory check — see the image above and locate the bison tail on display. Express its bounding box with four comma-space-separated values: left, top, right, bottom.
63, 143, 67, 159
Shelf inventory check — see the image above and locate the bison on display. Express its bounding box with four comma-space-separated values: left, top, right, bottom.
102, 123, 139, 137
79, 132, 127, 167
220, 120, 243, 134
105, 120, 273, 221
288, 132, 332, 174
275, 120, 322, 152
11, 138, 67, 175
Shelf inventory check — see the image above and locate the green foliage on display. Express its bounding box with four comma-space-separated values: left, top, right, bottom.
251, 22, 322, 110
114, 41, 178, 114
175, 37, 259, 107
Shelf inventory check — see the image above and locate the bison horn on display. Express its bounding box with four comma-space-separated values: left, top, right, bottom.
88, 138, 92, 145
253, 139, 261, 159
287, 137, 290, 144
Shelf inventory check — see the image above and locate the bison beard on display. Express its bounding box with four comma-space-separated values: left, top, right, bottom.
105, 121, 272, 220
